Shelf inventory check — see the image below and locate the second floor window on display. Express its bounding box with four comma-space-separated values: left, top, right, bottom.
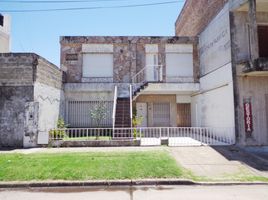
82, 53, 113, 78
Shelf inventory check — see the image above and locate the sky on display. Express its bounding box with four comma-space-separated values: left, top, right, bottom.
0, 0, 185, 66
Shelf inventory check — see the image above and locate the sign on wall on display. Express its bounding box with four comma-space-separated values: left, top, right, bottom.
199, 3, 231, 76
243, 98, 253, 134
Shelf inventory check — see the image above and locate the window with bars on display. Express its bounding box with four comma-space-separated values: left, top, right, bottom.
153, 103, 170, 127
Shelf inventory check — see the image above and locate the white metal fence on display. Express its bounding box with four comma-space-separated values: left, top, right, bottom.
49, 127, 235, 146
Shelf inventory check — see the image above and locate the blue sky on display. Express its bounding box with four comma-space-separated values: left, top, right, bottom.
0, 0, 185, 66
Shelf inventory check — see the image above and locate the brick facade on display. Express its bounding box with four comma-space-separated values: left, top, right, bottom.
175, 0, 228, 36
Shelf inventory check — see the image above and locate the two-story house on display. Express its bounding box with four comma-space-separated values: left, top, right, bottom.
60, 36, 200, 131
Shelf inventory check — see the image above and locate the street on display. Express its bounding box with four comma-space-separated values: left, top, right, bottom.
1, 185, 268, 200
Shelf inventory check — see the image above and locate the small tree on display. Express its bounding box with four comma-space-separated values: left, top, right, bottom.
90, 97, 107, 139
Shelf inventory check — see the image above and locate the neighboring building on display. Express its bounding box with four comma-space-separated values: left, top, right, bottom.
175, 0, 268, 145
60, 36, 199, 128
0, 53, 63, 148
0, 14, 10, 53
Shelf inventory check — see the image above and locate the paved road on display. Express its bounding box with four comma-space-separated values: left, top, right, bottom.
1, 185, 268, 200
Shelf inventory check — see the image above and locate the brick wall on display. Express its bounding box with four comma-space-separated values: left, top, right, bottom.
0, 53, 34, 86
36, 57, 62, 89
175, 0, 228, 36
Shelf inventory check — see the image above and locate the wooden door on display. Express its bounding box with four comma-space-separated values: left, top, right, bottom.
177, 103, 191, 127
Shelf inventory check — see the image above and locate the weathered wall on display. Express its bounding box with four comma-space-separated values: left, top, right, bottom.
0, 54, 35, 148
0, 53, 34, 86
0, 15, 10, 53
0, 86, 33, 148
236, 76, 268, 145
134, 94, 177, 127
191, 3, 235, 140
199, 3, 231, 75
175, 0, 228, 36
33, 57, 62, 146
0, 53, 63, 148
230, 11, 268, 63
60, 36, 199, 84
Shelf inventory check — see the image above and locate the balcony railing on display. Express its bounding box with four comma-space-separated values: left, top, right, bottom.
131, 65, 163, 85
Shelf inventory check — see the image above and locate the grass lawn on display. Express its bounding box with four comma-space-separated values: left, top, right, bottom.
0, 151, 187, 181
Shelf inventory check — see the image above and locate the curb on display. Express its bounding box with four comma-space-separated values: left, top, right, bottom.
0, 179, 268, 188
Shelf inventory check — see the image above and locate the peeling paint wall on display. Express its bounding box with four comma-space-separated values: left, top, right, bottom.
0, 53, 63, 148
191, 3, 235, 134
231, 9, 268, 145
0, 86, 34, 148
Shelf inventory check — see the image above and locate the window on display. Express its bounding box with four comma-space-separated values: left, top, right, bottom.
0, 14, 3, 27
166, 53, 193, 77
165, 44, 194, 82
258, 26, 268, 58
153, 103, 170, 127
83, 53, 113, 78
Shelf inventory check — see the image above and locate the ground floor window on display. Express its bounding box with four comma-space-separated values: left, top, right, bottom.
66, 101, 113, 128
153, 103, 170, 126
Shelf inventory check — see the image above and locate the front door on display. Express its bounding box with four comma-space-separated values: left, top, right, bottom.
177, 103, 191, 127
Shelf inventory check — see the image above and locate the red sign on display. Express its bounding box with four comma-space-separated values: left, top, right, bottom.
243, 100, 253, 133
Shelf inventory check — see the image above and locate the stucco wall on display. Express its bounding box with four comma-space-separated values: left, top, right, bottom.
0, 53, 63, 147
191, 3, 235, 140
0, 86, 34, 148
236, 76, 268, 145
230, 11, 268, 63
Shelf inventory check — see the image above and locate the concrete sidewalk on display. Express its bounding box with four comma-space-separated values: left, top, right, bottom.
170, 146, 268, 180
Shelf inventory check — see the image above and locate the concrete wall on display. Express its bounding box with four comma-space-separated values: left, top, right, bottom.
191, 3, 235, 139
230, 9, 268, 145
175, 0, 228, 36
0, 15, 10, 53
230, 11, 268, 63
60, 36, 199, 84
236, 75, 268, 145
199, 3, 232, 75
191, 64, 235, 129
0, 53, 62, 148
0, 86, 34, 148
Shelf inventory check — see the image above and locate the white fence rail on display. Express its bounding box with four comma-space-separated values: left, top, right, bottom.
131, 65, 163, 84
49, 127, 235, 146
112, 86, 118, 130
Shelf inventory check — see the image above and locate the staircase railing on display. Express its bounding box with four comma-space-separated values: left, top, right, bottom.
131, 65, 163, 85
112, 86, 118, 133
129, 84, 133, 128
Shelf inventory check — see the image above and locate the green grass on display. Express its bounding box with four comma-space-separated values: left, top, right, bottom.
0, 151, 186, 181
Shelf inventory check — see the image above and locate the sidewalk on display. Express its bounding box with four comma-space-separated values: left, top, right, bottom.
170, 146, 268, 181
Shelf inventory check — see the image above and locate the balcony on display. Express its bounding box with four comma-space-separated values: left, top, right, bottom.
243, 58, 268, 75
